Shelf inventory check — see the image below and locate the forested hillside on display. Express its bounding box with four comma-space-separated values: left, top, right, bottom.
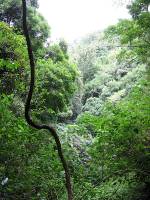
0, 0, 150, 199
70, 31, 146, 116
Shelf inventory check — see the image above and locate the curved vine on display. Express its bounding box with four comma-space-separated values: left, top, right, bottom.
22, 0, 73, 199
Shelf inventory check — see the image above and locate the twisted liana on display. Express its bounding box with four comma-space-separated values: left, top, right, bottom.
22, 0, 73, 199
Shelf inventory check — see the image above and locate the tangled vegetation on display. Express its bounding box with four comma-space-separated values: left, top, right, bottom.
0, 0, 150, 199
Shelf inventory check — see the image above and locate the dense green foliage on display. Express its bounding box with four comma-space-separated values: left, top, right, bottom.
0, 0, 150, 199
0, 22, 28, 95
0, 19, 77, 119
34, 59, 77, 121
0, 0, 48, 53
0, 95, 67, 199
70, 32, 146, 116
72, 77, 150, 200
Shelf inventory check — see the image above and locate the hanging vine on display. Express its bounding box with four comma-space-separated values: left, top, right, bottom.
22, 0, 73, 199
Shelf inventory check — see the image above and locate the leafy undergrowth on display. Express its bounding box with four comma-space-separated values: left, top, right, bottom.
1, 74, 149, 199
